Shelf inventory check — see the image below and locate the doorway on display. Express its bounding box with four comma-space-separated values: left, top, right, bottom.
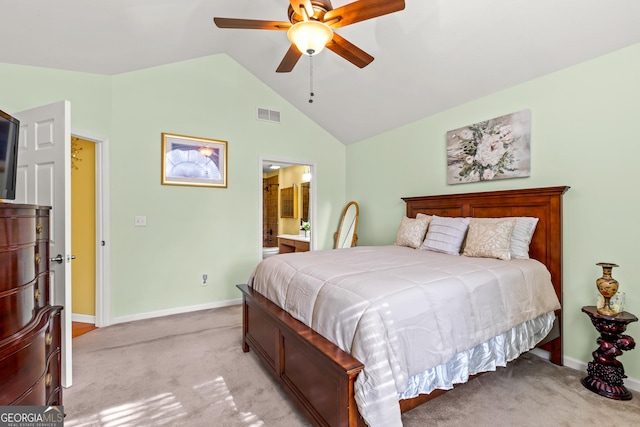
70, 137, 96, 328
71, 130, 110, 329
260, 159, 314, 259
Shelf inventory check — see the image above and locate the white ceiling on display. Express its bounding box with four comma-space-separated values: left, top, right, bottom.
2, 1, 640, 144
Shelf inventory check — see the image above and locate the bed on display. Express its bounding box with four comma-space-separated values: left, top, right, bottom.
237, 186, 569, 426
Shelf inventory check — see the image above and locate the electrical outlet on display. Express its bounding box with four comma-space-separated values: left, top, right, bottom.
134, 215, 147, 227
202, 274, 208, 286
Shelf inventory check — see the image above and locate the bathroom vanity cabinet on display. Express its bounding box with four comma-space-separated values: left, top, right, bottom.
278, 235, 310, 253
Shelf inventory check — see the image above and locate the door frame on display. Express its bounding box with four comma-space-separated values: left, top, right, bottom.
259, 156, 316, 258
71, 128, 111, 328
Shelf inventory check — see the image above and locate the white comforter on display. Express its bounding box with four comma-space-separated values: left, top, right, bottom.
248, 246, 561, 427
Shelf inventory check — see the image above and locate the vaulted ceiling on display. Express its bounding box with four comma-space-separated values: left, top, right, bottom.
2, 1, 640, 144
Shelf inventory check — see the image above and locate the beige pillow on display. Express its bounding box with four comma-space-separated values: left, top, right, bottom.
463, 218, 516, 260
395, 216, 430, 249
466, 217, 539, 259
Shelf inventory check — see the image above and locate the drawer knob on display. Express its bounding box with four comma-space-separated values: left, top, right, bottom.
34, 289, 41, 301
36, 223, 43, 234
35, 253, 41, 265
45, 332, 53, 346
45, 373, 53, 387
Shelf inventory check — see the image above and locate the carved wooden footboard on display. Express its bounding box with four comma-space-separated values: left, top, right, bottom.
239, 186, 569, 426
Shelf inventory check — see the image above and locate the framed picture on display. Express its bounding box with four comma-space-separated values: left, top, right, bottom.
446, 109, 531, 184
161, 133, 227, 188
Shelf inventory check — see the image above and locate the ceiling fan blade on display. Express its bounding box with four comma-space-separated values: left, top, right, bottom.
323, 0, 405, 29
289, 0, 315, 19
326, 33, 374, 68
213, 17, 291, 30
276, 44, 303, 73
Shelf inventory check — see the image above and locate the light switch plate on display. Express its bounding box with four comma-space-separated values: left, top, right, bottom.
134, 215, 147, 227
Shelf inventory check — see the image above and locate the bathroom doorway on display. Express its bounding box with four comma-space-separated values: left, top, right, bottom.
260, 159, 314, 259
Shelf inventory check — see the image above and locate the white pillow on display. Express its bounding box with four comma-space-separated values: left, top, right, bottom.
510, 217, 539, 259
395, 215, 430, 249
463, 218, 516, 260
420, 216, 470, 255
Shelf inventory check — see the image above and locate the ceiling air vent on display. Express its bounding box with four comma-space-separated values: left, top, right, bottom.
257, 107, 281, 124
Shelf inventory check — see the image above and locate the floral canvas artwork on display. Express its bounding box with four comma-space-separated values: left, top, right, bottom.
446, 110, 531, 184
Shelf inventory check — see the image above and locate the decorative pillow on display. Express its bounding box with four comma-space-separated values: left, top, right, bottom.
510, 217, 539, 259
395, 215, 430, 249
463, 217, 539, 259
463, 218, 516, 260
420, 216, 470, 255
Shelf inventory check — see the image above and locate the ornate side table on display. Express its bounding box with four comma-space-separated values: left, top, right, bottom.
581, 305, 638, 400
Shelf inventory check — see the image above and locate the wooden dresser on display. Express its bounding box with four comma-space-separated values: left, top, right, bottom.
0, 203, 63, 406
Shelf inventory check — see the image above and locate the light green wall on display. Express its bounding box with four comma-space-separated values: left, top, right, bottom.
109, 55, 345, 317
0, 63, 112, 135
0, 54, 346, 319
346, 43, 640, 380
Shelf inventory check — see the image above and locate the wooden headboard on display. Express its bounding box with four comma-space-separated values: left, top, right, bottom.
402, 186, 570, 363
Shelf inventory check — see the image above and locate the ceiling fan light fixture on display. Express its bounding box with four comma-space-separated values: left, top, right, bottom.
287, 21, 333, 56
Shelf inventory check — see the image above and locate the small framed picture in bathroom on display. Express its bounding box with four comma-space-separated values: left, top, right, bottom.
161, 133, 227, 188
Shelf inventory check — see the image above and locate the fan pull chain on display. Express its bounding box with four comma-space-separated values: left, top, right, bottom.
309, 53, 314, 103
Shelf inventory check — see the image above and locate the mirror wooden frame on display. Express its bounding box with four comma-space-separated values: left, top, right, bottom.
334, 201, 359, 249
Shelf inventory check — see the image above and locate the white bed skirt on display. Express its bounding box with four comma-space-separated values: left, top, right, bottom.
399, 311, 556, 399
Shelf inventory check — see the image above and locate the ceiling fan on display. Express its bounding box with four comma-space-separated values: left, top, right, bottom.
213, 0, 405, 73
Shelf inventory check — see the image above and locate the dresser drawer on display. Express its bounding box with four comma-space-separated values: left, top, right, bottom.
35, 214, 49, 243
0, 246, 37, 292
45, 310, 61, 359
34, 274, 50, 311
0, 280, 37, 340
0, 312, 49, 405
45, 309, 62, 405
0, 215, 36, 247
35, 241, 48, 275
10, 373, 47, 406
45, 349, 62, 406
3, 309, 63, 406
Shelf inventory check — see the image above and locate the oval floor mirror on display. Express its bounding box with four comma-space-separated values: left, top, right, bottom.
334, 201, 359, 249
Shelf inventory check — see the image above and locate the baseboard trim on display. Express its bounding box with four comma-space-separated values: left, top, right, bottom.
529, 349, 640, 393
110, 298, 242, 325
72, 313, 96, 324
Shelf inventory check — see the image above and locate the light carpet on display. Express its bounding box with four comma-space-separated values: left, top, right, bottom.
64, 305, 640, 426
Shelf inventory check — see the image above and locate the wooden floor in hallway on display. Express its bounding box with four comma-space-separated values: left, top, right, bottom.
72, 322, 97, 339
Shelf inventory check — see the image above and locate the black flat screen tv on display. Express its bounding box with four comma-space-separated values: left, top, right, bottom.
0, 109, 20, 201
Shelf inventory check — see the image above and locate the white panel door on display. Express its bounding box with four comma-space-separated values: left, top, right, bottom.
15, 101, 73, 388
